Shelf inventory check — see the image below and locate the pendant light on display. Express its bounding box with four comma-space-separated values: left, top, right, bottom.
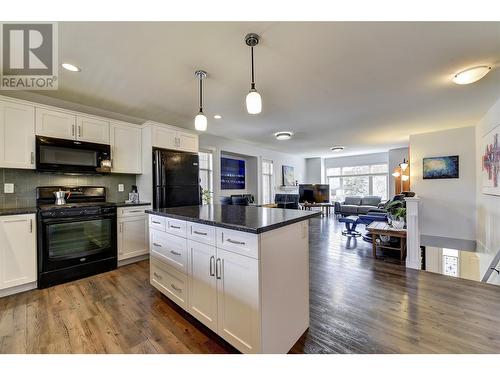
194, 70, 207, 131
245, 33, 262, 114
400, 158, 408, 171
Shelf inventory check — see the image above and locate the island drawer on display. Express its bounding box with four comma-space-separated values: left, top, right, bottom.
150, 257, 188, 309
149, 215, 166, 231
118, 205, 151, 218
216, 227, 259, 259
187, 222, 216, 246
150, 229, 188, 273
166, 218, 187, 238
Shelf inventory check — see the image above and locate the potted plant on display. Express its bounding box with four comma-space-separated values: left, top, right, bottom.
384, 200, 406, 229
201, 188, 212, 205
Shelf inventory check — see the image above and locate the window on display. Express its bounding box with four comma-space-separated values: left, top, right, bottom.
262, 159, 274, 204
326, 163, 388, 201
198, 150, 213, 202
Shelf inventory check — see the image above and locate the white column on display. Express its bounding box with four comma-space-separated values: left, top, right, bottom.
405, 197, 421, 269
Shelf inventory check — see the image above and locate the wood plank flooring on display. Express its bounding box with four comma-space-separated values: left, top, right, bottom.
1, 216, 500, 353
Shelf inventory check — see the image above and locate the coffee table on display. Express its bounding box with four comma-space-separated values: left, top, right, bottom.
300, 202, 334, 216
366, 221, 407, 261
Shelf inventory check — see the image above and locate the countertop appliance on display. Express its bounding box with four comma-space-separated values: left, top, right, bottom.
153, 148, 200, 209
36, 186, 117, 288
36, 136, 111, 174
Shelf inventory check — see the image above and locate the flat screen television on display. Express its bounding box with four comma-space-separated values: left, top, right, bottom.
221, 157, 245, 190
299, 184, 330, 203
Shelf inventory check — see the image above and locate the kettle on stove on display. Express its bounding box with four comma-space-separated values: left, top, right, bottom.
53, 190, 71, 205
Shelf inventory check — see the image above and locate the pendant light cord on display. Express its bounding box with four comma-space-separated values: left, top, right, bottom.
199, 75, 203, 112
251, 46, 255, 90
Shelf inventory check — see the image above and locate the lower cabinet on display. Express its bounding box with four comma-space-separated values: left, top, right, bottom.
117, 206, 150, 262
0, 214, 37, 291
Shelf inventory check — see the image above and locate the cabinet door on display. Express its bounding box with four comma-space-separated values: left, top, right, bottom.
0, 214, 36, 290
110, 123, 142, 174
118, 216, 148, 261
35, 108, 76, 140
177, 131, 198, 152
216, 248, 260, 353
77, 116, 110, 144
152, 126, 177, 150
0, 101, 35, 169
188, 240, 218, 331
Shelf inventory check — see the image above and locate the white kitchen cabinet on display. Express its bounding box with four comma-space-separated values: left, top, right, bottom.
0, 100, 36, 169
187, 240, 218, 331
110, 122, 142, 174
151, 125, 198, 153
76, 116, 110, 144
216, 248, 260, 353
0, 214, 37, 291
117, 206, 150, 262
35, 108, 76, 140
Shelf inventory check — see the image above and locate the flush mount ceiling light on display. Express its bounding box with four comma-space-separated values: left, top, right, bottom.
452, 65, 492, 85
275, 131, 293, 140
214, 114, 222, 119
194, 70, 208, 131
61, 63, 81, 72
245, 33, 262, 114
330, 145, 345, 152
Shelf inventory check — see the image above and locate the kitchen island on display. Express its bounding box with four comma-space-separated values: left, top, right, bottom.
146, 204, 320, 353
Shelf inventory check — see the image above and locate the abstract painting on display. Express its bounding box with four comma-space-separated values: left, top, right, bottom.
423, 155, 459, 179
221, 157, 245, 190
282, 165, 295, 186
482, 124, 500, 196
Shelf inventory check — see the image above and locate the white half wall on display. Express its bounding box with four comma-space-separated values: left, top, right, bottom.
475, 96, 500, 285
199, 134, 306, 204
410, 126, 476, 241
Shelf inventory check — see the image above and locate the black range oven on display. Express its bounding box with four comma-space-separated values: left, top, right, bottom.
37, 186, 117, 288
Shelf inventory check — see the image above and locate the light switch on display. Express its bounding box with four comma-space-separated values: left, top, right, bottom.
118, 184, 124, 192
4, 183, 14, 194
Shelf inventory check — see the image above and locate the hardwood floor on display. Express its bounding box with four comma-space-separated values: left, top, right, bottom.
1, 216, 500, 353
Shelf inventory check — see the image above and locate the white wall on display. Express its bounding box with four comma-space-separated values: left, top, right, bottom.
199, 133, 306, 204
388, 147, 409, 197
475, 97, 500, 285
305, 158, 322, 183
410, 126, 476, 241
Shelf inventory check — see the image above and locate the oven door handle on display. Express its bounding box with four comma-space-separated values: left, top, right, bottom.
40, 213, 116, 224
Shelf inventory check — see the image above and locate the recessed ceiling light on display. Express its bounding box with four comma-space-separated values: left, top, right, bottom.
275, 131, 293, 140
214, 115, 222, 119
331, 145, 345, 152
452, 65, 492, 85
61, 63, 81, 72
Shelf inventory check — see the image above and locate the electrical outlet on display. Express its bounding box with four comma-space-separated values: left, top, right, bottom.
118, 184, 124, 192
4, 183, 14, 194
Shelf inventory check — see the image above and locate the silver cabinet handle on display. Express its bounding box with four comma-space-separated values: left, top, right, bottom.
30, 152, 34, 164
193, 230, 207, 236
72, 124, 75, 136
77, 125, 81, 138
216, 258, 222, 279
209, 255, 215, 276
170, 284, 182, 293
153, 242, 162, 247
119, 222, 123, 233
128, 210, 143, 213
153, 272, 162, 279
227, 238, 245, 245
170, 250, 181, 256
152, 220, 161, 224
170, 224, 181, 229
29, 219, 33, 233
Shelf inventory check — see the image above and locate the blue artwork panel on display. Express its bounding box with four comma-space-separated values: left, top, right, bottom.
221, 157, 246, 189
423, 155, 459, 179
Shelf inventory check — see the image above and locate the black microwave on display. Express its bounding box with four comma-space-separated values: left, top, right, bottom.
36, 136, 112, 174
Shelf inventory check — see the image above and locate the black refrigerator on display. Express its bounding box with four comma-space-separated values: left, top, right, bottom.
153, 148, 201, 209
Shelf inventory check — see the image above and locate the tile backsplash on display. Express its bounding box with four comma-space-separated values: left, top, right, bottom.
0, 169, 137, 208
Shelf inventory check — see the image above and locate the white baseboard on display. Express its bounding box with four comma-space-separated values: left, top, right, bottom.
0, 281, 37, 298
118, 254, 149, 267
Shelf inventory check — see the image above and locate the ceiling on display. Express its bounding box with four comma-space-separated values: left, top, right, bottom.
3, 22, 500, 157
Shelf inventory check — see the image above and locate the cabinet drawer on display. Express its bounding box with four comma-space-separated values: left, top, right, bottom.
118, 205, 151, 218
187, 222, 216, 246
149, 215, 166, 231
216, 228, 259, 259
150, 257, 188, 309
166, 218, 187, 238
150, 230, 188, 273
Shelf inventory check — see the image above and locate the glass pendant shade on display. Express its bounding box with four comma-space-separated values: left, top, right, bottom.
194, 112, 207, 131
246, 89, 262, 114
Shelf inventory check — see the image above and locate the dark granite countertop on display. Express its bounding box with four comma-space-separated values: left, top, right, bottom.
112, 201, 152, 207
0, 206, 38, 216
146, 205, 320, 234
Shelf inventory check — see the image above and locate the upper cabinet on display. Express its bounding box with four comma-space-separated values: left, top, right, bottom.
0, 100, 36, 170
152, 125, 198, 153
110, 122, 142, 174
36, 108, 110, 144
